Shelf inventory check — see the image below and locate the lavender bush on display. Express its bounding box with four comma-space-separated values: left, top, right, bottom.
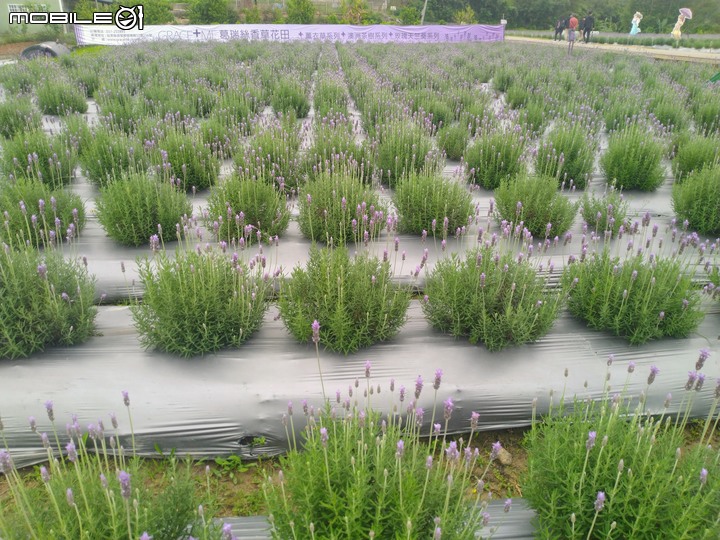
672, 132, 720, 182
374, 119, 434, 187
270, 79, 310, 118
464, 126, 527, 190
35, 77, 88, 115
278, 246, 411, 354
297, 172, 384, 245
580, 185, 629, 237
534, 120, 598, 190
393, 172, 473, 236
494, 174, 577, 239
133, 246, 272, 357
79, 126, 148, 187
0, 247, 96, 360
600, 122, 665, 192
0, 178, 86, 249
563, 246, 704, 345
151, 127, 220, 192
264, 368, 498, 538
524, 364, 720, 539
671, 164, 720, 235
0, 97, 41, 140
95, 173, 191, 247
206, 174, 291, 245
437, 123, 470, 161
2, 129, 79, 187
0, 395, 227, 539
423, 246, 562, 351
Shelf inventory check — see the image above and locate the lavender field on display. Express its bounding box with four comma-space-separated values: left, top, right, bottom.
1, 40, 719, 539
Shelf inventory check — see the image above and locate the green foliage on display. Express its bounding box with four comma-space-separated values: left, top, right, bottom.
2, 129, 78, 187
305, 114, 371, 182
422, 246, 562, 351
0, 247, 96, 359
95, 173, 191, 247
600, 123, 665, 191
313, 78, 348, 119
206, 174, 291, 245
563, 249, 704, 345
133, 247, 272, 357
672, 132, 720, 182
494, 175, 578, 239
36, 77, 88, 115
672, 164, 720, 235
524, 392, 720, 540
535, 122, 597, 190
393, 172, 473, 235
374, 120, 434, 187
437, 122, 470, 161
453, 5, 477, 24
297, 172, 384, 245
465, 127, 527, 190
0, 96, 41, 139
399, 6, 420, 24
286, 0, 314, 23
278, 246, 411, 354
270, 80, 310, 118
152, 128, 220, 191
580, 185, 629, 236
79, 126, 148, 187
123, 0, 174, 24
0, 178, 86, 249
188, 0, 235, 23
692, 90, 720, 135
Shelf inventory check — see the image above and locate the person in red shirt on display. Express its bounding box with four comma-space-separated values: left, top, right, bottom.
567, 14, 579, 55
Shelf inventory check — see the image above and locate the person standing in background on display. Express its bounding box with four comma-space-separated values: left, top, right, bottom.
583, 11, 595, 43
554, 18, 564, 41
567, 13, 579, 55
630, 12, 643, 36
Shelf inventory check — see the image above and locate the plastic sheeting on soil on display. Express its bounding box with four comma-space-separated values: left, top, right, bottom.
222, 499, 536, 539
0, 301, 717, 469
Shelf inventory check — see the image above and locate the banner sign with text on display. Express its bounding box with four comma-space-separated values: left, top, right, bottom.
74, 23, 504, 46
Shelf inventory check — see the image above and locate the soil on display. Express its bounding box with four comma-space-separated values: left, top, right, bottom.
0, 41, 40, 60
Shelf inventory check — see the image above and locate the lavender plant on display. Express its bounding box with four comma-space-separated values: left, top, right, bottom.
0, 247, 96, 360
580, 185, 629, 237
374, 119, 434, 187
35, 77, 88, 115
305, 113, 371, 182
206, 174, 291, 245
494, 175, 578, 239
270, 79, 310, 118
671, 164, 720, 235
79, 126, 148, 187
278, 246, 411, 354
423, 246, 562, 351
151, 127, 220, 192
0, 97, 41, 139
297, 172, 384, 245
264, 367, 499, 537
0, 178, 86, 249
0, 395, 227, 539
464, 126, 527, 190
672, 132, 720, 182
2, 129, 79, 187
437, 123, 470, 161
95, 173, 191, 247
133, 245, 272, 357
600, 122, 666, 192
524, 367, 720, 539
393, 172, 473, 236
692, 90, 720, 135
534, 121, 598, 190
563, 247, 704, 345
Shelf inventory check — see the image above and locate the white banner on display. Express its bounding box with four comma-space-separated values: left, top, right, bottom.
74, 24, 505, 46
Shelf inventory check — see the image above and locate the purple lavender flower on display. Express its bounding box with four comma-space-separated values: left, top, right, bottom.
415, 376, 423, 399
700, 468, 708, 486
607, 354, 614, 367
66, 440, 77, 463
66, 488, 75, 507
311, 320, 320, 344
627, 362, 636, 374
0, 450, 12, 473
482, 513, 490, 526
504, 498, 512, 513
118, 470, 131, 499
434, 423, 441, 435
100, 473, 108, 490
434, 527, 442, 539
122, 390, 130, 407
222, 523, 234, 540
586, 431, 597, 451
37, 264, 47, 279
365, 360, 371, 379
29, 416, 36, 432
648, 365, 659, 386
45, 400, 54, 421
697, 349, 710, 371
139, 533, 152, 540
41, 432, 49, 448
490, 441, 502, 460
320, 427, 328, 447
470, 411, 479, 430
443, 397, 454, 421
110, 412, 118, 429
40, 466, 50, 483
433, 369, 442, 390
426, 455, 433, 469
396, 439, 404, 459
686, 371, 699, 391
695, 372, 706, 392
594, 491, 606, 512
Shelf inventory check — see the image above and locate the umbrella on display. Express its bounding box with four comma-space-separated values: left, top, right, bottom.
679, 8, 692, 19
634, 12, 643, 20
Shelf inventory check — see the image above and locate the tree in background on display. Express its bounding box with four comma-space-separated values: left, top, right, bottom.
399, 6, 420, 25
340, 0, 370, 24
453, 5, 477, 24
188, 0, 236, 23
286, 0, 314, 23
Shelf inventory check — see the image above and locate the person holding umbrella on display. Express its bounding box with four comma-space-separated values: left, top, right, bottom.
630, 12, 643, 36
672, 8, 692, 44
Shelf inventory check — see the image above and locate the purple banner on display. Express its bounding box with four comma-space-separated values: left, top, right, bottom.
74, 24, 505, 46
